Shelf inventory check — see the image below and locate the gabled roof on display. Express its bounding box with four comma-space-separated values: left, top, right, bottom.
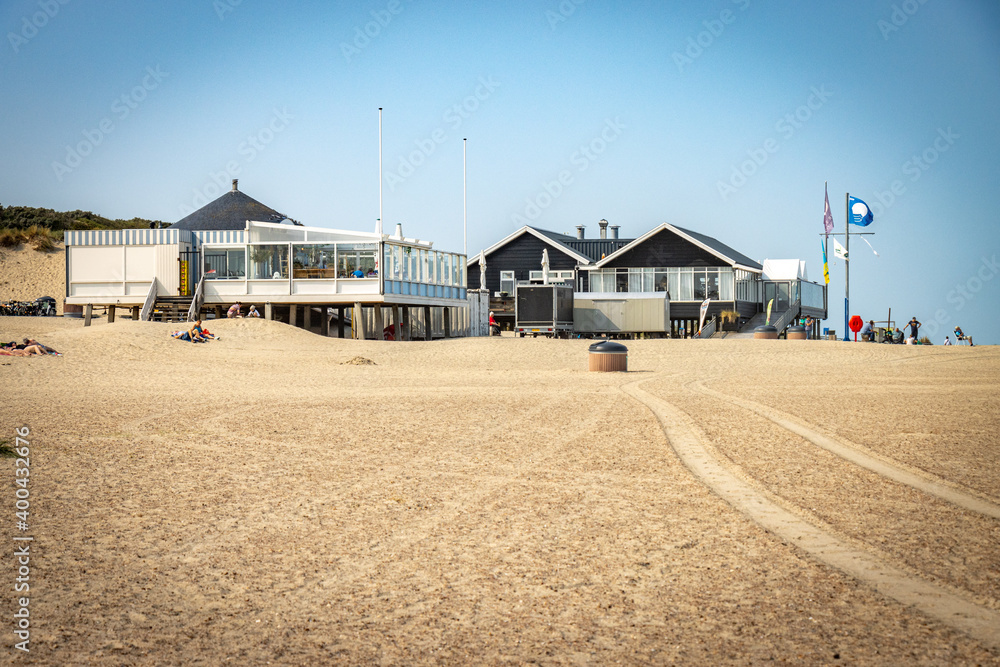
591, 223, 763, 272
467, 226, 594, 266
169, 187, 293, 231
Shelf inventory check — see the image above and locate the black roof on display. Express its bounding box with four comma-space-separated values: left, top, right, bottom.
169, 188, 291, 231
672, 225, 762, 270
529, 227, 634, 263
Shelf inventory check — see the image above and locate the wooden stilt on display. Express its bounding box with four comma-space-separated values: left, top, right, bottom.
265, 302, 273, 320
374, 305, 384, 340
392, 305, 401, 342
289, 304, 298, 328
402, 306, 410, 341
354, 302, 365, 340
338, 307, 345, 338
424, 306, 432, 341
214, 305, 223, 319
131, 306, 140, 320
108, 305, 116, 323
443, 307, 451, 339
320, 306, 329, 336
303, 305, 312, 331
84, 304, 93, 326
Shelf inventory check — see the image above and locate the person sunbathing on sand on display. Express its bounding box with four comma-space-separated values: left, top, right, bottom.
1, 342, 46, 356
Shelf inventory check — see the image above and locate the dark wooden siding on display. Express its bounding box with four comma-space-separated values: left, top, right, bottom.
603, 228, 727, 269
467, 233, 579, 294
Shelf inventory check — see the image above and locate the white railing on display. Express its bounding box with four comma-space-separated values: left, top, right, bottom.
772, 299, 801, 334
139, 279, 159, 321
186, 276, 205, 322
697, 318, 717, 338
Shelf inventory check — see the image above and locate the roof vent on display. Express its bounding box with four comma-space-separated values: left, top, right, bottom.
610, 225, 619, 240
232, 179, 238, 192
599, 219, 609, 239
395, 223, 403, 238
576, 225, 586, 240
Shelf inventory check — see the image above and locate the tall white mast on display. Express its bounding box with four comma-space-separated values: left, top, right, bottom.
378, 107, 383, 237
463, 137, 468, 257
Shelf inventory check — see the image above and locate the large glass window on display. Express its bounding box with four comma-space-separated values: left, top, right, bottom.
338, 243, 377, 277
719, 268, 734, 300
680, 270, 693, 300
291, 244, 337, 279
250, 244, 289, 280
204, 247, 245, 279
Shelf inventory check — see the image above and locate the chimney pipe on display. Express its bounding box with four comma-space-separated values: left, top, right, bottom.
610, 225, 619, 240
576, 225, 586, 240
232, 179, 238, 192
394, 223, 403, 238
599, 219, 608, 239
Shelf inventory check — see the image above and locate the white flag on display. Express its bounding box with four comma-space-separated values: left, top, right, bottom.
833, 238, 848, 261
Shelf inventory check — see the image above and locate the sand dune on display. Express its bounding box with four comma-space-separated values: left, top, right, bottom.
0, 316, 997, 664
0, 244, 66, 314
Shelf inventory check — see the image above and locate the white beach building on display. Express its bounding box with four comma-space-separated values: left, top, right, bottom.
63, 181, 468, 339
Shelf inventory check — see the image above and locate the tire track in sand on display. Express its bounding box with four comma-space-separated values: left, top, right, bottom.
691, 380, 1000, 521
621, 379, 1000, 651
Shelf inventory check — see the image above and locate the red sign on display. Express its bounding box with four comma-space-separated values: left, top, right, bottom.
849, 316, 863, 333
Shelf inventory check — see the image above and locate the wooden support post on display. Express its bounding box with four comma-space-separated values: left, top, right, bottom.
131, 306, 140, 321
320, 306, 329, 336
443, 307, 451, 339
265, 302, 273, 320
289, 305, 298, 328
303, 305, 312, 331
392, 305, 401, 342
338, 307, 345, 338
107, 305, 116, 323
84, 304, 93, 327
424, 306, 432, 341
214, 305, 223, 319
402, 306, 410, 341
354, 302, 365, 340
374, 305, 384, 340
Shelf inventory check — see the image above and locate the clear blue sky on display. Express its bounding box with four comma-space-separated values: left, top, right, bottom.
2, 0, 998, 342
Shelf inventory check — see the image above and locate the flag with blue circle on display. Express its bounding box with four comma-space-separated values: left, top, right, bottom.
849, 196, 874, 227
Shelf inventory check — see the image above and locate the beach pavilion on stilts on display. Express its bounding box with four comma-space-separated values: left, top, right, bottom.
63, 180, 468, 339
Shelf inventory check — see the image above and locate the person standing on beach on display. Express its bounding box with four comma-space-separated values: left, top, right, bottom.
907, 317, 921, 341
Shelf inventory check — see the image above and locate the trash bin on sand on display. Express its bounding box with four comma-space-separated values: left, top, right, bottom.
754, 325, 778, 340
787, 325, 807, 340
588, 340, 628, 372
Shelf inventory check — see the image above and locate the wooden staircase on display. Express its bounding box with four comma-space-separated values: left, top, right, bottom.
149, 295, 194, 323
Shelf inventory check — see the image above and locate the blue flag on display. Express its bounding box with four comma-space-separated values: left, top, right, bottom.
849, 196, 874, 226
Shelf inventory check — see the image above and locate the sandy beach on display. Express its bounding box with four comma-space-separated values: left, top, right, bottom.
0, 312, 997, 665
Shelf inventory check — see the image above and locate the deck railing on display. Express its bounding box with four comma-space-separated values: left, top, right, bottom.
772, 298, 801, 334
186, 276, 205, 322
139, 279, 159, 322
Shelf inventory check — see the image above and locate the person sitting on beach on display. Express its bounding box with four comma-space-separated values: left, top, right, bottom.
247, 305, 260, 318
943, 336, 952, 346
227, 302, 242, 318
189, 320, 208, 342
860, 320, 874, 342
953, 326, 973, 346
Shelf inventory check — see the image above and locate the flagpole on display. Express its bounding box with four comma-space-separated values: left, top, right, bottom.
463, 138, 467, 258
378, 107, 383, 238
844, 191, 850, 341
